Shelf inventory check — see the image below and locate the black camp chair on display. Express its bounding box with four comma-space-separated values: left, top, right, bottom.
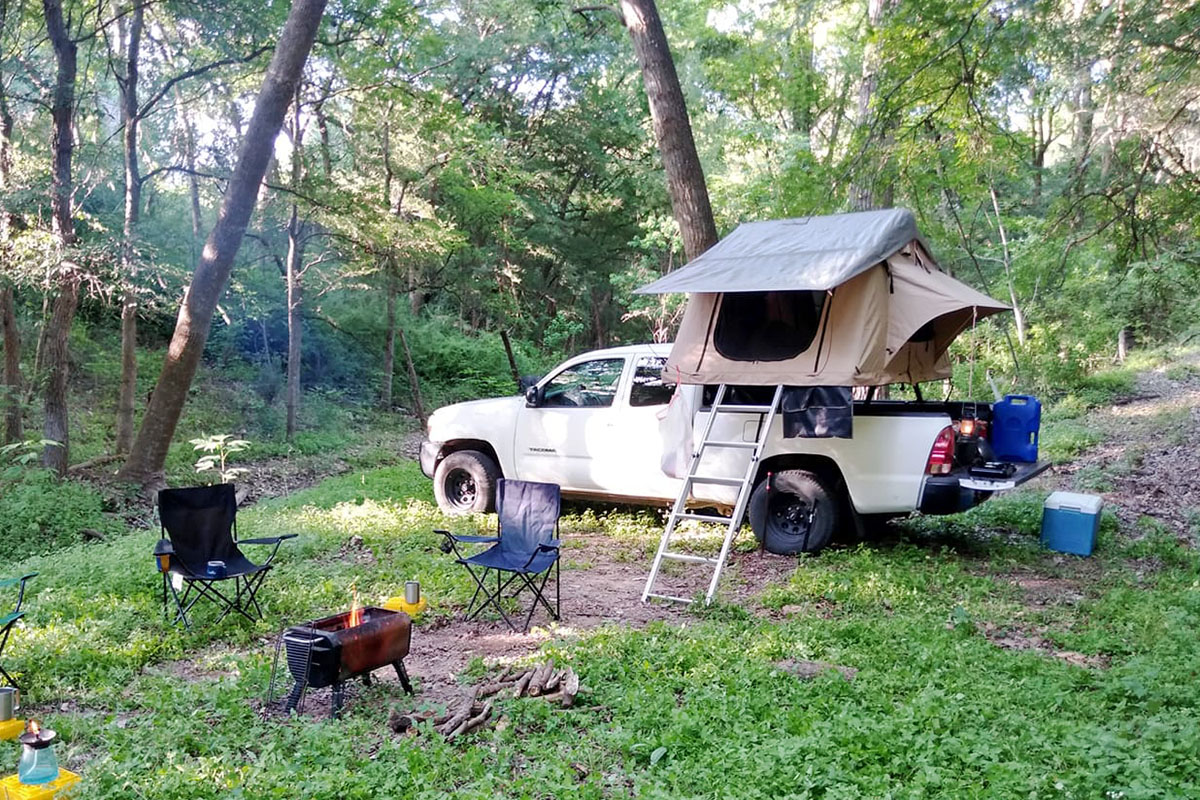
437, 479, 561, 633
156, 484, 296, 628
0, 573, 36, 689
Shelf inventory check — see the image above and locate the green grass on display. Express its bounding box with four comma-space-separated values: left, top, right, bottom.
2, 463, 1199, 798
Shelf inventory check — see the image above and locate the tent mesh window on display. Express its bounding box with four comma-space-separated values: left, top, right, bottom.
713, 290, 827, 362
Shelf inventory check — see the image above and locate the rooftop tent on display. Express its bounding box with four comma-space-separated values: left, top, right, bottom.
635, 209, 1009, 387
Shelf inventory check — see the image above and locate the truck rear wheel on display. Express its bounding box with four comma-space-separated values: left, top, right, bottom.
747, 470, 838, 555
433, 450, 500, 514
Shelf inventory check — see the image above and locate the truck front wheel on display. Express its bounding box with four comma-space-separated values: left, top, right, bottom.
433, 450, 500, 514
747, 470, 839, 555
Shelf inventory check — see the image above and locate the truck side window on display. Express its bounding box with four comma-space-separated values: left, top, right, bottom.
541, 358, 625, 408
630, 357, 674, 407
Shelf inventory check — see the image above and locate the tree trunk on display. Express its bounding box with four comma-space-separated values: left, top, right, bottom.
989, 185, 1026, 346
284, 88, 304, 441
0, 49, 21, 444
285, 205, 303, 440
619, 0, 718, 263
398, 327, 426, 426
41, 0, 80, 476
115, 2, 144, 456
118, 0, 328, 487
179, 97, 204, 266
0, 288, 20, 444
849, 0, 897, 210
381, 274, 396, 410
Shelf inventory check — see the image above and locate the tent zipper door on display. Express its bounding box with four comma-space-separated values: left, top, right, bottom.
642, 384, 784, 605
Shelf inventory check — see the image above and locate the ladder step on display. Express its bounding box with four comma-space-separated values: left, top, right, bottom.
687, 475, 745, 486
660, 552, 719, 565
713, 404, 773, 414
700, 440, 757, 450
646, 592, 694, 604
673, 511, 734, 525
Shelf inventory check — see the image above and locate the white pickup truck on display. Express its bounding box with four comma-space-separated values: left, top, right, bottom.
420, 343, 1048, 554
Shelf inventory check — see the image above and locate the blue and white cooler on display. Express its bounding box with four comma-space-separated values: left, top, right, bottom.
1041, 492, 1103, 556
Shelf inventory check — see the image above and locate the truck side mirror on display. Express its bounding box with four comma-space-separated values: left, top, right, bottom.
524, 385, 541, 407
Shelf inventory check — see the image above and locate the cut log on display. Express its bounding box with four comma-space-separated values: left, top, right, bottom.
528, 660, 555, 697
543, 670, 562, 694
560, 668, 580, 708
493, 664, 514, 684
477, 682, 509, 699
512, 669, 534, 698
436, 688, 479, 735
446, 701, 492, 741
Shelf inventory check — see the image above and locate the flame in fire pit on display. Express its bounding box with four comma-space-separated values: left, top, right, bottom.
27, 719, 40, 737
348, 584, 363, 628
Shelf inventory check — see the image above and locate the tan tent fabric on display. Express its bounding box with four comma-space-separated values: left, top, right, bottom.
878, 253, 1009, 384
645, 211, 1011, 387
665, 267, 891, 386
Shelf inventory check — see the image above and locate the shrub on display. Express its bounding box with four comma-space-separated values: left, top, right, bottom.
0, 469, 121, 560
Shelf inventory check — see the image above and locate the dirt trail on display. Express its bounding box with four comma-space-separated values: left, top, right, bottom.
1050, 350, 1200, 541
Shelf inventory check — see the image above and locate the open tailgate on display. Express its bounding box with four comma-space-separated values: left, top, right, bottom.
959, 460, 1052, 492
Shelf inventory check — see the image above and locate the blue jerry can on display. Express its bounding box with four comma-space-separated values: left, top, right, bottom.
991, 394, 1040, 462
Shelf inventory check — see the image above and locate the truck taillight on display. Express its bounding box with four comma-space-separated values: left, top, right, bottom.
926, 425, 955, 475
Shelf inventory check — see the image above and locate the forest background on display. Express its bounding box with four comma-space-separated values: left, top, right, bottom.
1, 0, 1199, 502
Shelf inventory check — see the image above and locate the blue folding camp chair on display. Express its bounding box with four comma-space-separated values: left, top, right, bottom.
437, 479, 561, 632
0, 573, 36, 689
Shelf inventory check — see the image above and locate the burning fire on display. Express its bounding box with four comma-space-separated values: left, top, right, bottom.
26, 719, 40, 737
348, 584, 363, 628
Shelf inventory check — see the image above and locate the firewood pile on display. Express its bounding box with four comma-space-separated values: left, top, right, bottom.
389, 660, 581, 740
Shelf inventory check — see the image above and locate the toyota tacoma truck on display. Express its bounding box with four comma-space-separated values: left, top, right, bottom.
420, 343, 1048, 554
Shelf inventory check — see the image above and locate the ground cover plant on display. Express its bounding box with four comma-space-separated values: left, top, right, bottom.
3, 418, 1199, 799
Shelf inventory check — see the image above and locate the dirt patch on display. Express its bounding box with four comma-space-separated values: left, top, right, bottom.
338, 534, 377, 567
1009, 575, 1086, 607
1051, 351, 1200, 542
149, 643, 247, 683
775, 659, 857, 682
978, 621, 1108, 669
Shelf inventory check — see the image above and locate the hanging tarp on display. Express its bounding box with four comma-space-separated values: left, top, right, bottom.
636, 209, 1009, 387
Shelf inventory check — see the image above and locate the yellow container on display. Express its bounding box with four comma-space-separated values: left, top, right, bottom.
382, 596, 427, 616
0, 720, 23, 741
1, 768, 81, 800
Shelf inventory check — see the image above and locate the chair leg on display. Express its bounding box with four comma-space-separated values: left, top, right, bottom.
464, 571, 521, 632
0, 665, 19, 691
0, 620, 20, 688
518, 570, 558, 632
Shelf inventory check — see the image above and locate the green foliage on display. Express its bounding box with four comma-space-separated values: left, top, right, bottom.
190, 434, 251, 484
0, 470, 121, 561
3, 461, 1199, 798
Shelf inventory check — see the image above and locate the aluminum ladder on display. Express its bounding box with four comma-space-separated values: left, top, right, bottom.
642, 384, 784, 605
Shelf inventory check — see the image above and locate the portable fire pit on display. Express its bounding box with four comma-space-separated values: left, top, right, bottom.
275, 606, 414, 717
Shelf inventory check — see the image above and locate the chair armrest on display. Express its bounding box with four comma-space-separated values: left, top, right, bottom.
537, 539, 561, 552
0, 573, 37, 588
240, 535, 298, 545
434, 529, 499, 544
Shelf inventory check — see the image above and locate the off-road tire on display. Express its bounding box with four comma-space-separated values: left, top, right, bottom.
433, 449, 500, 514
747, 470, 839, 555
